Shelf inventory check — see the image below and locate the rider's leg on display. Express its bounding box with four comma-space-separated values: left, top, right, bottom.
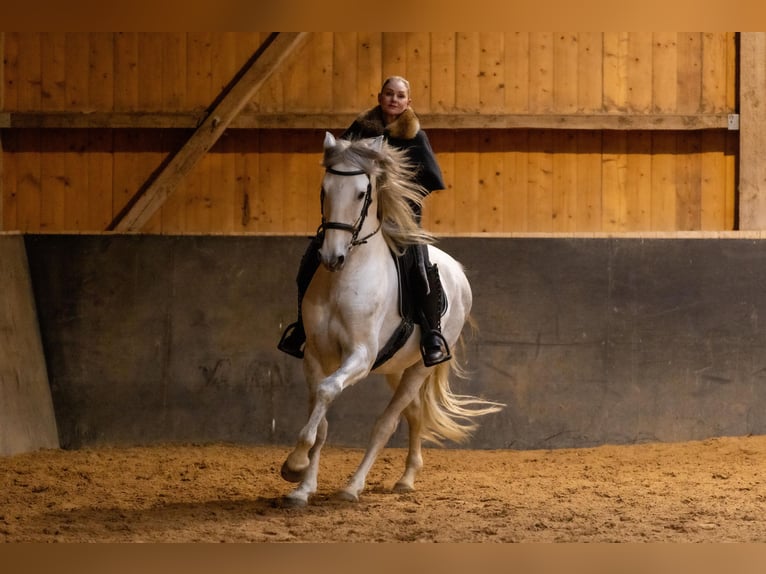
278, 234, 322, 358
415, 244, 451, 367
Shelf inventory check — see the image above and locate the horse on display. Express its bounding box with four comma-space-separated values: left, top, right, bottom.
280, 131, 503, 506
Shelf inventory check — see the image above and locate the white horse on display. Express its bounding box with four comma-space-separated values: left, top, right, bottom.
281, 132, 502, 506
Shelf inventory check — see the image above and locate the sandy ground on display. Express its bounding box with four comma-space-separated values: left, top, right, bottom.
2, 435, 766, 543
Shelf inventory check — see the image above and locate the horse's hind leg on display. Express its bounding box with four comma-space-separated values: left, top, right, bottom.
393, 394, 424, 493
336, 367, 428, 502
383, 374, 424, 493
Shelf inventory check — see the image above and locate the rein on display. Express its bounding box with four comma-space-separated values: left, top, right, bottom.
319, 166, 381, 247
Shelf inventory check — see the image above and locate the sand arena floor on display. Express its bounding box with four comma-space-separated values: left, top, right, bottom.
2, 435, 766, 542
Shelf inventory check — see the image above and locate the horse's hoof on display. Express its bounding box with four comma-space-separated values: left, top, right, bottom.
333, 490, 359, 503
393, 482, 415, 494
283, 494, 309, 508
280, 460, 306, 483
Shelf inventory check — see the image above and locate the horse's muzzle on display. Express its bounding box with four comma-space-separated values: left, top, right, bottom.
320, 251, 345, 272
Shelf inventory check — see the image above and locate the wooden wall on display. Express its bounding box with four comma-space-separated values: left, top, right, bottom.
0, 33, 739, 234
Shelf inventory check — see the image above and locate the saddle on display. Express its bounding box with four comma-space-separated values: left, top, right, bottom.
372, 245, 444, 370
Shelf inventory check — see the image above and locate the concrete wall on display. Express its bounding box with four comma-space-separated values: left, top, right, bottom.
0, 234, 58, 456
21, 234, 766, 451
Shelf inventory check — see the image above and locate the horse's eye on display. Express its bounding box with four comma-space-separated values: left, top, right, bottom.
357, 191, 366, 200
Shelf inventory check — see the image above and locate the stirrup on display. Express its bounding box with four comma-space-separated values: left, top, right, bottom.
278, 321, 305, 359
421, 330, 451, 367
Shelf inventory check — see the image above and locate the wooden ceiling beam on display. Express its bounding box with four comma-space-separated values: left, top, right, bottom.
107, 32, 310, 232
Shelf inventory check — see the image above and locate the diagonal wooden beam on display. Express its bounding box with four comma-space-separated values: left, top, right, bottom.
108, 32, 310, 232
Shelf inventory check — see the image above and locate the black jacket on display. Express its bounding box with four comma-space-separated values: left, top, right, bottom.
341, 106, 445, 220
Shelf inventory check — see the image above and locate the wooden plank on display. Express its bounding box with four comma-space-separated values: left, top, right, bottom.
504, 32, 529, 113
478, 33, 504, 114
407, 33, 431, 114
282, 131, 311, 233
89, 33, 114, 111
476, 130, 504, 232
738, 33, 766, 230
17, 33, 41, 111
307, 33, 333, 113
15, 130, 41, 232
41, 33, 66, 110
332, 33, 359, 113
186, 32, 213, 111
503, 130, 529, 231
422, 130, 454, 233
455, 33, 480, 112
650, 132, 677, 230
625, 130, 652, 230
1, 129, 14, 231
65, 33, 89, 109
87, 129, 113, 231
626, 32, 652, 113
113, 32, 139, 111
162, 33, 186, 111
430, 33, 455, 113
577, 33, 602, 112
381, 33, 407, 85
0, 111, 732, 131
453, 129, 479, 232
255, 129, 284, 232
110, 32, 310, 232
64, 130, 88, 230
652, 32, 678, 113
677, 33, 702, 114
603, 32, 628, 112
575, 131, 602, 231
3, 32, 18, 111
553, 32, 578, 113
701, 32, 728, 113
356, 32, 382, 110
552, 130, 577, 231
39, 129, 66, 231
528, 33, 553, 113
601, 131, 628, 231
675, 133, 702, 230
527, 129, 554, 231
283, 34, 311, 113
700, 130, 727, 230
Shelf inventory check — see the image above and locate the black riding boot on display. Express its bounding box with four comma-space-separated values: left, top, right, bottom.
277, 234, 322, 358
418, 259, 452, 367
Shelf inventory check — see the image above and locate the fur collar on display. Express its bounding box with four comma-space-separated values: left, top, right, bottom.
353, 106, 421, 140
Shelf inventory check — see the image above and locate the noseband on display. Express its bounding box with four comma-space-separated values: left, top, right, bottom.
319, 166, 381, 247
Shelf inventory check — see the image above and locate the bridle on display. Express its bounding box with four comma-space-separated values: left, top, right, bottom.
318, 166, 381, 247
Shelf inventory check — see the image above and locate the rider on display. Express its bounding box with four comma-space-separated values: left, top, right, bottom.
278, 75, 451, 367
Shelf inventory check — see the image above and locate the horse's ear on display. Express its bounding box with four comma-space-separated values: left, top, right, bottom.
324, 131, 337, 149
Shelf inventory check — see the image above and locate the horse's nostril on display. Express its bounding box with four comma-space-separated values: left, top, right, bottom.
337, 255, 345, 266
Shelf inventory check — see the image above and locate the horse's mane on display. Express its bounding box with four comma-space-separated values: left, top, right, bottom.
323, 137, 435, 254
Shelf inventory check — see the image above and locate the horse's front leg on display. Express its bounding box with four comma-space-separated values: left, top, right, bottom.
281, 348, 373, 499
280, 354, 328, 506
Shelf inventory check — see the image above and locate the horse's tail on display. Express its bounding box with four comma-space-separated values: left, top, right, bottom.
418, 341, 504, 445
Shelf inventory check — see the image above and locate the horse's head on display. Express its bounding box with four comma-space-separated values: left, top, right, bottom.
317, 132, 384, 271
